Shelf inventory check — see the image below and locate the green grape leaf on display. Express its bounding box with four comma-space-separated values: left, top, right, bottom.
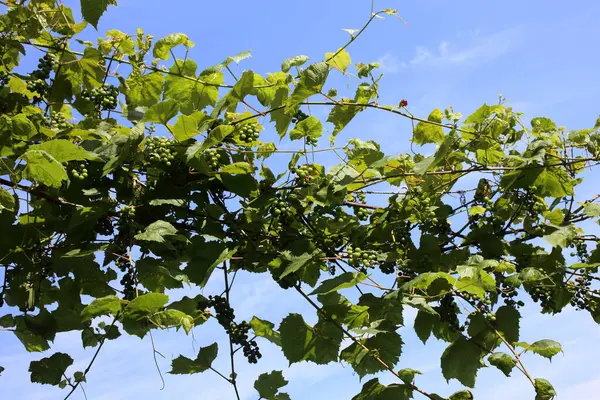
534, 378, 557, 400
543, 225, 577, 248
80, 0, 115, 29
397, 368, 422, 384
351, 378, 413, 400
219, 162, 253, 175
148, 310, 194, 333
325, 49, 352, 72
583, 203, 600, 218
148, 199, 186, 207
488, 352, 516, 377
531, 117, 557, 133
0, 188, 15, 213
123, 293, 169, 321
254, 370, 288, 399
449, 390, 474, 400
134, 220, 178, 243
517, 340, 562, 360
199, 125, 235, 152
29, 353, 73, 385
341, 331, 403, 378
279, 313, 342, 365
413, 109, 445, 144
30, 139, 101, 163
184, 241, 236, 287
250, 316, 281, 346
279, 249, 324, 279
80, 295, 123, 322
327, 83, 376, 136
309, 272, 367, 295
153, 33, 195, 60
282, 55, 309, 72
440, 337, 483, 388
170, 343, 218, 374
14, 331, 50, 353
495, 306, 520, 344
289, 116, 323, 141
126, 72, 164, 108
288, 62, 329, 109
20, 150, 68, 188
170, 111, 205, 141
143, 99, 180, 125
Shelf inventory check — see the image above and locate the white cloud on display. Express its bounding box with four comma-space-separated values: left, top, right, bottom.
375, 52, 406, 73
407, 26, 524, 68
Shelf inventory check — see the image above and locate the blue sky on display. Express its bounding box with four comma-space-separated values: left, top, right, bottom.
2, 0, 600, 399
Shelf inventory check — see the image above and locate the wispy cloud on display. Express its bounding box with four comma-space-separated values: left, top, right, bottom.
376, 52, 405, 73
406, 26, 525, 69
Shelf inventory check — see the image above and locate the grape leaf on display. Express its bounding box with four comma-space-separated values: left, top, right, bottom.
488, 352, 516, 377
254, 370, 288, 399
310, 272, 367, 295
29, 353, 73, 385
80, 0, 116, 29
170, 343, 218, 374
440, 337, 483, 388
153, 33, 195, 60
80, 296, 123, 322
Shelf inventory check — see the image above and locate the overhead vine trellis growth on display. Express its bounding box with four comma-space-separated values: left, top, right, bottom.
0, 1, 599, 399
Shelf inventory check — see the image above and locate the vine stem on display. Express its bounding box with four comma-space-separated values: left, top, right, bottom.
325, 11, 386, 63
294, 286, 440, 400
63, 314, 120, 400
223, 261, 242, 400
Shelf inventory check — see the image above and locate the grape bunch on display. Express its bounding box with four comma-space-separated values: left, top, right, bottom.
69, 163, 88, 181
305, 136, 318, 146
438, 294, 463, 332
238, 123, 260, 143
26, 78, 48, 103
145, 136, 176, 167
497, 281, 524, 308
49, 112, 72, 130
569, 241, 589, 263
291, 109, 309, 124
204, 148, 222, 169
346, 246, 378, 272
114, 248, 136, 300
81, 84, 119, 111
529, 284, 556, 311
206, 295, 262, 363
291, 164, 316, 183
271, 195, 289, 217
566, 269, 595, 311
348, 192, 372, 221
0, 72, 8, 88
33, 54, 55, 79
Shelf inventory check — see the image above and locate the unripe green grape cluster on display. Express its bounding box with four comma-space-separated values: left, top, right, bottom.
33, 54, 55, 79
81, 84, 119, 111
238, 123, 260, 143
305, 136, 318, 146
26, 79, 48, 103
70, 163, 88, 181
49, 112, 71, 130
346, 246, 378, 271
271, 195, 289, 217
291, 164, 316, 183
204, 148, 222, 169
145, 136, 175, 166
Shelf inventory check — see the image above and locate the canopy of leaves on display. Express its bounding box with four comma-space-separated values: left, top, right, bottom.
0, 2, 598, 400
